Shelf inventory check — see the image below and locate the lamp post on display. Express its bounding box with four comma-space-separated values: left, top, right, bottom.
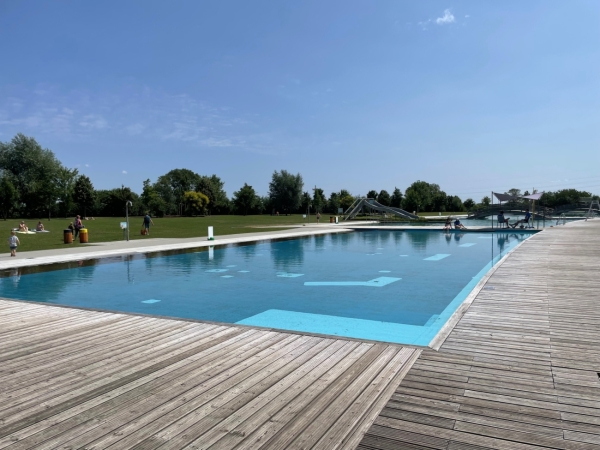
126, 201, 132, 241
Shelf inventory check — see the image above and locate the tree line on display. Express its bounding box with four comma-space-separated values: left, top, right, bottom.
0, 134, 595, 219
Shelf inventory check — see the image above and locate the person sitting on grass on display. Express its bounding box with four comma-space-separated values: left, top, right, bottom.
18, 221, 28, 232
443, 217, 452, 231
36, 221, 45, 231
454, 218, 467, 230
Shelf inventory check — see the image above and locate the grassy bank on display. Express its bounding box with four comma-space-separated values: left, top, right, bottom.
2, 215, 309, 253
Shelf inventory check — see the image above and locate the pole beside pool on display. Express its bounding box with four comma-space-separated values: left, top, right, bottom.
208, 226, 214, 241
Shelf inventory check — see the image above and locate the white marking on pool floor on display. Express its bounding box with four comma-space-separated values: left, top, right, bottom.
141, 299, 161, 304
424, 254, 451, 261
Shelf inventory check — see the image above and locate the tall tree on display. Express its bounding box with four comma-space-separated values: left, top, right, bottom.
0, 133, 63, 217
73, 175, 96, 218
377, 190, 391, 206
366, 190, 378, 200
312, 187, 326, 213
196, 174, 228, 214
232, 183, 258, 216
403, 180, 444, 213
390, 187, 403, 208
268, 170, 303, 215
56, 167, 79, 217
0, 175, 18, 220
481, 196, 491, 206
156, 169, 201, 214
463, 198, 475, 210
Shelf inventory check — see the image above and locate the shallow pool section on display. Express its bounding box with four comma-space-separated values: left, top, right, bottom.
0, 230, 534, 346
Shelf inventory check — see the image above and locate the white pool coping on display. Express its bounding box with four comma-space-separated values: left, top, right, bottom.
0, 227, 352, 271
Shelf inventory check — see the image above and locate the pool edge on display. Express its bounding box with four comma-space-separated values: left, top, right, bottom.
427, 230, 540, 350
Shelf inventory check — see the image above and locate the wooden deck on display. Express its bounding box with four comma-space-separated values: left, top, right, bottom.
359, 220, 600, 449
0, 300, 419, 449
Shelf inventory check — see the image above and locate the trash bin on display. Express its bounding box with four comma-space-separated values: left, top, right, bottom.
63, 229, 73, 244
330, 216, 334, 223
79, 228, 88, 243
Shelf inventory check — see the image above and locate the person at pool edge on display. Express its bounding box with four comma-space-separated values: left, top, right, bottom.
497, 210, 510, 228
8, 231, 19, 257
443, 217, 452, 231
142, 213, 154, 235
454, 218, 467, 230
511, 208, 532, 228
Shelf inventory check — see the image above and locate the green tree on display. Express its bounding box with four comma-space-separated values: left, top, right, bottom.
403, 181, 442, 213
301, 191, 312, 213
463, 198, 475, 210
481, 196, 491, 207
56, 167, 79, 217
268, 170, 303, 215
377, 190, 391, 206
184, 191, 209, 215
156, 169, 202, 215
73, 175, 96, 218
232, 183, 258, 216
390, 187, 403, 208
366, 190, 378, 200
339, 192, 355, 210
196, 174, 228, 214
141, 179, 167, 217
312, 187, 326, 213
0, 175, 18, 220
328, 192, 340, 214
0, 133, 63, 217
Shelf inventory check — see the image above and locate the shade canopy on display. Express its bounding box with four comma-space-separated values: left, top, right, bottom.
493, 192, 544, 202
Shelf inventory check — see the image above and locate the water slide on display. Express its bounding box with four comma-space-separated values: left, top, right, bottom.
343, 198, 419, 220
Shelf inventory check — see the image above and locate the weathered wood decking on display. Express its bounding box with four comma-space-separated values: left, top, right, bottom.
0, 300, 419, 449
359, 220, 600, 449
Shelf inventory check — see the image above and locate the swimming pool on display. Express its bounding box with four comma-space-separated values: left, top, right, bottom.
0, 230, 535, 346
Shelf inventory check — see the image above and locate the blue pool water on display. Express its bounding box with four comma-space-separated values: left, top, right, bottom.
0, 230, 534, 346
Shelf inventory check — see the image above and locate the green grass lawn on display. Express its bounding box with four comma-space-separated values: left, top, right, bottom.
3, 215, 311, 253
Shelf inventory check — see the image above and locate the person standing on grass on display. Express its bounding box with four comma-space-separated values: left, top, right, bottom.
143, 213, 154, 235
73, 215, 83, 239
8, 231, 19, 257
316, 212, 321, 224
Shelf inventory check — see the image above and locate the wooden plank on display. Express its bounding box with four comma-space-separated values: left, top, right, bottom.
359, 221, 600, 450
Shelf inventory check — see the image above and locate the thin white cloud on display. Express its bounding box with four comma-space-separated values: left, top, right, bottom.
85, 164, 90, 167
436, 9, 455, 25
122, 170, 127, 174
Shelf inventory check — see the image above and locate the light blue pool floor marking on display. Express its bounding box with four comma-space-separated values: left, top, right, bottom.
304, 276, 400, 287
276, 272, 304, 278
226, 265, 237, 267
142, 299, 161, 304
206, 269, 228, 273
221, 275, 233, 278
236, 310, 431, 346
424, 254, 451, 261
238, 270, 250, 273
459, 243, 477, 247
399, 255, 408, 257
379, 270, 391, 273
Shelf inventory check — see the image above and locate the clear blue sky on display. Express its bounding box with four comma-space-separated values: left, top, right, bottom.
1, 1, 599, 201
